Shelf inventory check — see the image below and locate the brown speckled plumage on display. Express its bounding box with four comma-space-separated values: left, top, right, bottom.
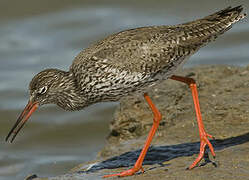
5, 6, 246, 171
14, 7, 249, 111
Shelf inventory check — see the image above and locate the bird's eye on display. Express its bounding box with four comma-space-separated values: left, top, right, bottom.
38, 86, 47, 94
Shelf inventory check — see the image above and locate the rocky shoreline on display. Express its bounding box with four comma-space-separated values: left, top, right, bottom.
27, 65, 249, 180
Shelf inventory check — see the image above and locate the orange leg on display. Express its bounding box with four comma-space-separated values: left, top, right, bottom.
170, 75, 215, 169
103, 93, 162, 178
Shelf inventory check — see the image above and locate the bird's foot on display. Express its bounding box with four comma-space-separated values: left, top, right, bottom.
188, 132, 216, 169
103, 166, 144, 178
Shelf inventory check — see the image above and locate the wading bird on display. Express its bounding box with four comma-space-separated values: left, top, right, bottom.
6, 6, 246, 177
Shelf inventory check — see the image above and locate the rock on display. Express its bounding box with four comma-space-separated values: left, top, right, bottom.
28, 65, 249, 180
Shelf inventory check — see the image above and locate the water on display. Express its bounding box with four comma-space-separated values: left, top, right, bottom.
0, 0, 248, 179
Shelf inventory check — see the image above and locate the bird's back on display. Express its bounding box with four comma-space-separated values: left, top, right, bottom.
70, 6, 246, 102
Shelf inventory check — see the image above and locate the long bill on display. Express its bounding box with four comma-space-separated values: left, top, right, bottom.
5, 101, 39, 143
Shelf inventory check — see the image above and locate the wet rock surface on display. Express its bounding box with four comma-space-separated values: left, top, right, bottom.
29, 65, 249, 180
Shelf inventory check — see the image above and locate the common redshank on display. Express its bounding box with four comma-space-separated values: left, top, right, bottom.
6, 6, 246, 177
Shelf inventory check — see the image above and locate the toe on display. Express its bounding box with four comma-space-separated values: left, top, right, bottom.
103, 168, 138, 178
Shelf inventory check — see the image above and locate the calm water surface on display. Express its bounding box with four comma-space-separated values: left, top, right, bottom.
0, 0, 248, 179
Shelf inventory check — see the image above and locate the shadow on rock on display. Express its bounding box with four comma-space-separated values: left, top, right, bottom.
79, 132, 249, 173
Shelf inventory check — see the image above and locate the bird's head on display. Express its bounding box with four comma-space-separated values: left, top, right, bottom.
29, 69, 70, 106
6, 69, 81, 143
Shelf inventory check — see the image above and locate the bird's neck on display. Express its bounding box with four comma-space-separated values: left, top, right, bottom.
55, 71, 87, 111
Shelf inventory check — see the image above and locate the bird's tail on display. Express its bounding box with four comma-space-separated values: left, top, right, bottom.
203, 5, 246, 26
182, 5, 246, 33
199, 5, 246, 42
179, 5, 246, 47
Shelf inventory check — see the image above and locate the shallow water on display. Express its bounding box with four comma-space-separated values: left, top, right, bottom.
0, 0, 248, 179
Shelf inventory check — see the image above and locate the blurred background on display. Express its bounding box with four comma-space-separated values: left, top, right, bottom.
0, 0, 248, 179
